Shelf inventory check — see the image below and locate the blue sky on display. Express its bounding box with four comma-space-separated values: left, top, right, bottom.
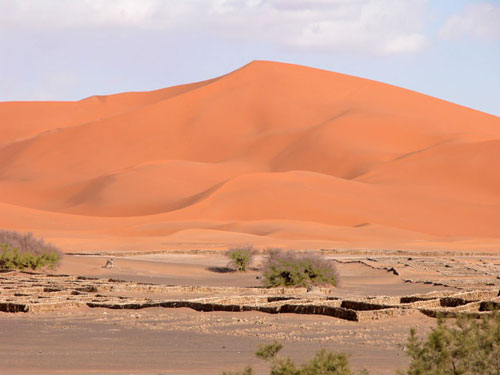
1, 0, 499, 116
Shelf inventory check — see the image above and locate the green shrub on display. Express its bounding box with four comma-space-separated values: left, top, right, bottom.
256, 341, 284, 361
227, 246, 255, 272
0, 243, 61, 271
400, 311, 500, 375
262, 249, 337, 287
222, 341, 367, 375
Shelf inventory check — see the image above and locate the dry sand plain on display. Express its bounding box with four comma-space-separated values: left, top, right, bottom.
1, 251, 499, 375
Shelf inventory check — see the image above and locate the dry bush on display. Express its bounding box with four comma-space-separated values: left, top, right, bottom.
262, 249, 337, 288
0, 245, 60, 271
0, 229, 62, 270
0, 229, 61, 255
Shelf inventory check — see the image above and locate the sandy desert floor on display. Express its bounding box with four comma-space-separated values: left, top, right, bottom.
0, 306, 434, 375
1, 251, 498, 375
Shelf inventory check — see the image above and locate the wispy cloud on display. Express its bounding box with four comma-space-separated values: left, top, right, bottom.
439, 2, 500, 41
0, 0, 429, 55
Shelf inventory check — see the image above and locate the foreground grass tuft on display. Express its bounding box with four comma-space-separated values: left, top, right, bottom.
223, 341, 367, 375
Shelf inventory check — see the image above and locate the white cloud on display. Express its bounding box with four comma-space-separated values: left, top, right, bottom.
0, 0, 429, 55
383, 33, 427, 54
439, 2, 500, 41
0, 0, 185, 29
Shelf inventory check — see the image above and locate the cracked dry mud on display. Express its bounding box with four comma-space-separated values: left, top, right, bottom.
329, 253, 500, 289
0, 271, 498, 320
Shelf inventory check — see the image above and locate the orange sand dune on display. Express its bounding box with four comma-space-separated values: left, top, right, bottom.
1, 61, 499, 252
0, 78, 218, 148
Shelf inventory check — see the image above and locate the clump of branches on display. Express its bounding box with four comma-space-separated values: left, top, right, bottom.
0, 229, 62, 271
0, 229, 61, 256
262, 249, 337, 288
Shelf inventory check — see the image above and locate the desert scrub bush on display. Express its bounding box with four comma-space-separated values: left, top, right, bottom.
222, 341, 368, 375
0, 229, 61, 255
400, 310, 500, 375
0, 244, 61, 271
227, 246, 255, 272
0, 229, 62, 271
262, 249, 337, 287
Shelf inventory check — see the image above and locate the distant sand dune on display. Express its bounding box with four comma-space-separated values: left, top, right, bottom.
1, 61, 499, 252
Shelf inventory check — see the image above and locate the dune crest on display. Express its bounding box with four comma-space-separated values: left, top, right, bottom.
1, 61, 499, 252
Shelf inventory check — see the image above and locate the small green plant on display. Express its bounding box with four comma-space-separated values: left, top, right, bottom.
262, 249, 337, 287
255, 341, 284, 361
222, 341, 367, 375
399, 310, 500, 375
227, 246, 255, 272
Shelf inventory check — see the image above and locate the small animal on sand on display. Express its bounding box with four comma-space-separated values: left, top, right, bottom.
103, 258, 115, 269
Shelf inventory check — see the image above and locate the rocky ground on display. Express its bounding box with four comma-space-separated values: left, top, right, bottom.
0, 251, 498, 375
